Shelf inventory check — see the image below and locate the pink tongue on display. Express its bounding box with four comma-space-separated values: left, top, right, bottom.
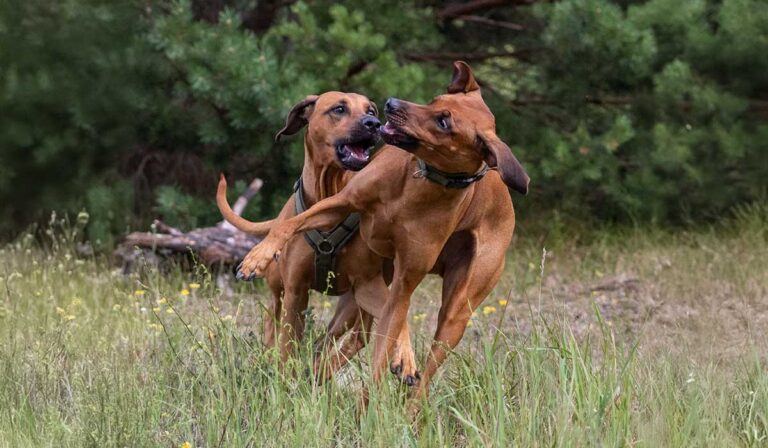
347, 145, 367, 160
381, 122, 397, 135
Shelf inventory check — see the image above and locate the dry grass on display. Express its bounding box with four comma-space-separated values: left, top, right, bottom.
0, 204, 766, 446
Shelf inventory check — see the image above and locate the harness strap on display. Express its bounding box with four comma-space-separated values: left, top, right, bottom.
416, 159, 489, 189
294, 178, 360, 294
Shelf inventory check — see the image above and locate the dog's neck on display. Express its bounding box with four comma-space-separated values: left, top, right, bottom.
300, 134, 348, 206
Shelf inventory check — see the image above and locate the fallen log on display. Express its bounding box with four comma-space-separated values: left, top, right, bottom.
114, 179, 263, 273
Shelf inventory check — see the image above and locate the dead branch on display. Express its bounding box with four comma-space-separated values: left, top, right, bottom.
114, 178, 264, 272
437, 0, 536, 21
404, 48, 535, 63
454, 15, 526, 31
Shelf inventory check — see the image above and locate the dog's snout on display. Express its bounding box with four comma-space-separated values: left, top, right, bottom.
385, 97, 402, 115
361, 115, 381, 131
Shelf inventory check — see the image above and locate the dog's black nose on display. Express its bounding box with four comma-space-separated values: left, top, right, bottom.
385, 97, 402, 115
361, 115, 381, 130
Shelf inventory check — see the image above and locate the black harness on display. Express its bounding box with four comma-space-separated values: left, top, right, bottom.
416, 159, 489, 189
294, 178, 360, 295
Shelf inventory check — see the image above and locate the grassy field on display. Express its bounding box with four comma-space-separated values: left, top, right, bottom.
1, 206, 767, 447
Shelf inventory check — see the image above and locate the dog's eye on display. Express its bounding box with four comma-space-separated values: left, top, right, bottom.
333, 105, 347, 114
436, 115, 451, 130
367, 109, 377, 116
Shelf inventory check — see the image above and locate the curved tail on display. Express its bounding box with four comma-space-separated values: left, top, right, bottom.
216, 174, 275, 236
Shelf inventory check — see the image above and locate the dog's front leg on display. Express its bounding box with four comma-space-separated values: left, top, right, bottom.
370, 263, 425, 385
352, 276, 420, 386
313, 293, 373, 383
237, 193, 356, 279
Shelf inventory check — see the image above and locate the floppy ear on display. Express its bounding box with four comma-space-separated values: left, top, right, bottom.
447, 61, 480, 94
274, 95, 319, 142
479, 131, 530, 195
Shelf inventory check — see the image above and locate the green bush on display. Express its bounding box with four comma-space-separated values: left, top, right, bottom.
1, 0, 766, 243
85, 181, 133, 249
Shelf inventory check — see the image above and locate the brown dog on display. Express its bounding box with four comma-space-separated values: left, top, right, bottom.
232, 62, 529, 397
217, 92, 419, 383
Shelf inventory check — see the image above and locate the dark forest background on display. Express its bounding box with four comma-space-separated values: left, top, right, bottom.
1, 0, 766, 247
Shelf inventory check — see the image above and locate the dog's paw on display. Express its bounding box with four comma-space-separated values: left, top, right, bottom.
236, 242, 281, 280
389, 345, 420, 387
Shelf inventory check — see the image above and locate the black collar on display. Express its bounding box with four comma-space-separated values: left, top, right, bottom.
416, 159, 489, 189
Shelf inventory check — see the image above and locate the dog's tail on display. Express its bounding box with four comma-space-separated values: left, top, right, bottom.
216, 174, 275, 236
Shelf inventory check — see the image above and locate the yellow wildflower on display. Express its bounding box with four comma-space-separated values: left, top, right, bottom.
482, 306, 497, 315
180, 442, 192, 448
158, 297, 168, 305
64, 315, 75, 321
222, 315, 233, 321
56, 307, 66, 315
498, 299, 508, 306
113, 304, 122, 311
180, 288, 190, 297
466, 320, 473, 327
134, 289, 146, 296
413, 312, 427, 322
71, 297, 82, 306
322, 301, 332, 309
166, 308, 175, 315
152, 307, 161, 314
189, 283, 201, 290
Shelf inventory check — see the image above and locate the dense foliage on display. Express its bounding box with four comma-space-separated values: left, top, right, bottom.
1, 0, 766, 243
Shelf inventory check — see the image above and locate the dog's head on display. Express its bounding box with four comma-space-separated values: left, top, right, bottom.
380, 61, 529, 194
275, 92, 380, 171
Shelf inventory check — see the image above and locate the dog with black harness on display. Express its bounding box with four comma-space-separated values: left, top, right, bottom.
217, 92, 420, 384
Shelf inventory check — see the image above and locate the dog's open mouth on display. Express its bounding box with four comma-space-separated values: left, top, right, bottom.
379, 122, 419, 151
335, 137, 375, 171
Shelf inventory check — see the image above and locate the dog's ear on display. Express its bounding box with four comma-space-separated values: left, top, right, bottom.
275, 95, 319, 142
447, 61, 480, 94
479, 131, 530, 195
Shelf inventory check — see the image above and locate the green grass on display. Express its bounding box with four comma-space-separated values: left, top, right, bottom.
1, 207, 767, 447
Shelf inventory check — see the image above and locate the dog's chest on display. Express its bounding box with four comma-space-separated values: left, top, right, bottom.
359, 209, 396, 259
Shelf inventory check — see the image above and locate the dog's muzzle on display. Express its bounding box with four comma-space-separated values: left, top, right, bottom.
335, 140, 374, 171
380, 97, 419, 151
